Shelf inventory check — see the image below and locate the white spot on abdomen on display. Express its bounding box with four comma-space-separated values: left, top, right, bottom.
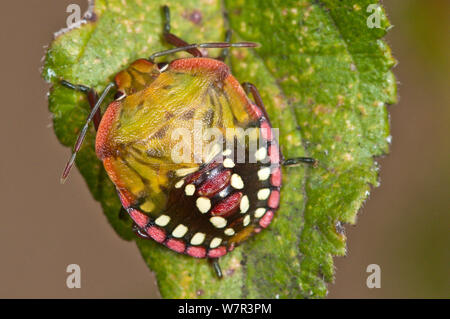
223, 158, 235, 168
155, 214, 170, 227
255, 147, 267, 161
175, 179, 184, 188
210, 237, 222, 248
172, 224, 188, 238
185, 184, 195, 196
196, 197, 211, 213
254, 208, 266, 218
210, 216, 227, 228
176, 167, 198, 177
224, 228, 235, 236
231, 174, 244, 189
190, 232, 205, 245
257, 188, 270, 200
240, 195, 249, 213
243, 215, 251, 226
258, 167, 271, 181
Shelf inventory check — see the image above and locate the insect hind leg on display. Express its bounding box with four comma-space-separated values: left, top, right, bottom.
242, 82, 317, 167
132, 223, 151, 239
283, 157, 317, 167
209, 258, 223, 278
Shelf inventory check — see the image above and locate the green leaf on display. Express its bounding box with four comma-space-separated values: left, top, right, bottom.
43, 0, 396, 298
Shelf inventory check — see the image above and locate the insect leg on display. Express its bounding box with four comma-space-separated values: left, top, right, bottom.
161, 5, 203, 57
283, 157, 317, 167
242, 82, 317, 167
61, 82, 116, 183
242, 82, 272, 125
209, 258, 223, 279
217, 30, 233, 61
132, 224, 151, 239
61, 80, 101, 131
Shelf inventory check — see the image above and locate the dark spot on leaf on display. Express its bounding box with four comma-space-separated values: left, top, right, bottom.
196, 289, 204, 296
184, 10, 203, 25
226, 268, 235, 276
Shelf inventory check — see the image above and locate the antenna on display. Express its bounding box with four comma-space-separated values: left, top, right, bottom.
149, 42, 260, 62
60, 82, 116, 183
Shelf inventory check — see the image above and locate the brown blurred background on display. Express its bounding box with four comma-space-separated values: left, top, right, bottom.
0, 0, 448, 298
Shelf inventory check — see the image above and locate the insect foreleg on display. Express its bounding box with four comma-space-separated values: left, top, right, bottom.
242, 82, 272, 125
209, 258, 223, 279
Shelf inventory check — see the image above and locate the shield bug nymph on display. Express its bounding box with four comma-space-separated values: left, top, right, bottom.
59, 6, 316, 277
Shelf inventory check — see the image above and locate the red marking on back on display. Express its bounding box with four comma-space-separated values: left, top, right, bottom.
170, 58, 230, 83
260, 121, 274, 141
197, 170, 231, 197
270, 167, 282, 187
208, 246, 227, 258
211, 192, 242, 218
96, 101, 121, 159
259, 210, 274, 228
269, 144, 280, 164
166, 239, 186, 253
254, 227, 262, 233
268, 190, 280, 209
186, 246, 206, 258
147, 226, 166, 243
128, 208, 149, 228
